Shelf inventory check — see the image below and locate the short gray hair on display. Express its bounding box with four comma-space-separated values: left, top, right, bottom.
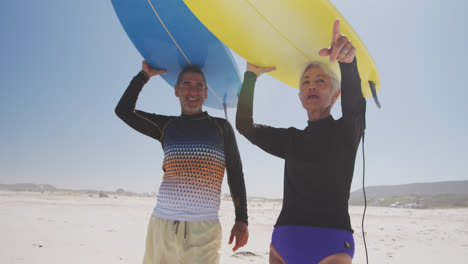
299, 62, 340, 94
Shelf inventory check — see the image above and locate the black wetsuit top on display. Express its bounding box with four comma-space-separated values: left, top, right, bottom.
236, 59, 365, 232
115, 71, 248, 224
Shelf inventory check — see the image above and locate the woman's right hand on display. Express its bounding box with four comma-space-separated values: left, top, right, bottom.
318, 19, 356, 64
142, 60, 167, 78
247, 62, 276, 77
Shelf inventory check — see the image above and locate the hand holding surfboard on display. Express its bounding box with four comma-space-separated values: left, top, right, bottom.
111, 0, 242, 110
246, 63, 276, 77
183, 0, 381, 106
319, 20, 356, 64
142, 60, 167, 78
247, 20, 356, 77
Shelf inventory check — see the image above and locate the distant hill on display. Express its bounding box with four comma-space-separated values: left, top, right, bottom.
350, 180, 468, 208
351, 180, 468, 198
0, 183, 153, 197
2, 181, 468, 208
0, 183, 57, 192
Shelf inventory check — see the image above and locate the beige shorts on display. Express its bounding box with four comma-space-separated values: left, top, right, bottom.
143, 216, 222, 264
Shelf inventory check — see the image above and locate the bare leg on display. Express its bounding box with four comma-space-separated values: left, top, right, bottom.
319, 253, 352, 264
269, 243, 286, 264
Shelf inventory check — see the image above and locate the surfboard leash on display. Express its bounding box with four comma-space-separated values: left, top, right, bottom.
361, 80, 382, 263
361, 129, 369, 264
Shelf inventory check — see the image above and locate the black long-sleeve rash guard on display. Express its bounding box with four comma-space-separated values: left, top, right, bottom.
236, 59, 365, 232
115, 71, 248, 224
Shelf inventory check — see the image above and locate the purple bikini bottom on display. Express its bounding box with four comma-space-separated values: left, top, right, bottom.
271, 225, 355, 264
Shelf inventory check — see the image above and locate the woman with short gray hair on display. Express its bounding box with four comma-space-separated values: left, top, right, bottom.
236, 20, 365, 264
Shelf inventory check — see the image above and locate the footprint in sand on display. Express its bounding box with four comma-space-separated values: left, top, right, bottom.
233, 251, 259, 258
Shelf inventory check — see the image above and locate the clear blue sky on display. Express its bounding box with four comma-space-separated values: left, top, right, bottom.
1, 0, 467, 198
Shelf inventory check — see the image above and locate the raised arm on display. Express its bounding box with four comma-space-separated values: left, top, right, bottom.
115, 61, 170, 141
319, 20, 366, 147
235, 64, 290, 159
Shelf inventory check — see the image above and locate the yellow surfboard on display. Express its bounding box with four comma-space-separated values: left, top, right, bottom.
183, 0, 380, 105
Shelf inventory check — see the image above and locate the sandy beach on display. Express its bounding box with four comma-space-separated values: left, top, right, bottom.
1, 191, 467, 264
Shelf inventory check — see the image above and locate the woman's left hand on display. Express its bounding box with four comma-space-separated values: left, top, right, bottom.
247, 62, 276, 77
319, 19, 356, 63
